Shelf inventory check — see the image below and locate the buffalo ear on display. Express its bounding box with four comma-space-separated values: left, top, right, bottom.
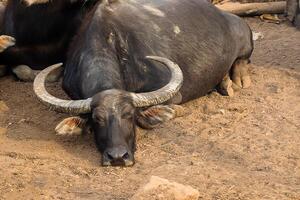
136, 105, 184, 129
55, 117, 88, 136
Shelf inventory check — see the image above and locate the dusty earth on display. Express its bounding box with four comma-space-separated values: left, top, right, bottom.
0, 18, 299, 200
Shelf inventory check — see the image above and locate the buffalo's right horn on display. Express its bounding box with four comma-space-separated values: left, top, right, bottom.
33, 63, 92, 115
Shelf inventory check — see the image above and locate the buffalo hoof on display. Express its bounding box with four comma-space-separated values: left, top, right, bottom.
12, 65, 36, 82
232, 59, 251, 89
12, 65, 62, 82
218, 73, 234, 97
44, 66, 63, 82
0, 35, 15, 53
0, 65, 7, 77
55, 117, 87, 136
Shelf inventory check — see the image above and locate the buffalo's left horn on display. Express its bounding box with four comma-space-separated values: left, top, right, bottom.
131, 56, 183, 107
33, 63, 92, 114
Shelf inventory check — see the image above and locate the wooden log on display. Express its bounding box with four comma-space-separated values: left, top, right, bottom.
216, 1, 286, 16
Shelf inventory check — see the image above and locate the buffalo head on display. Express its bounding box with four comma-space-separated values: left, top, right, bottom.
33, 56, 183, 166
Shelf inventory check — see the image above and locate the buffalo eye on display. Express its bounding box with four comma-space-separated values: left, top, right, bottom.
121, 112, 134, 120
121, 104, 135, 120
93, 114, 106, 126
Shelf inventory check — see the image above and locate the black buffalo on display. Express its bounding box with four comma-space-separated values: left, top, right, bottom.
34, 0, 253, 166
0, 0, 98, 77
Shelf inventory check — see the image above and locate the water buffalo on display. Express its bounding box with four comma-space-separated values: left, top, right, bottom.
34, 0, 253, 166
0, 0, 98, 80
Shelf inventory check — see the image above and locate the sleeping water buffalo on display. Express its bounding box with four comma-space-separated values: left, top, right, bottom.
34, 0, 253, 166
0, 0, 98, 80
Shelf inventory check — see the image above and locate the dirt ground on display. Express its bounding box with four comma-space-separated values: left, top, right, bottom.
0, 18, 299, 200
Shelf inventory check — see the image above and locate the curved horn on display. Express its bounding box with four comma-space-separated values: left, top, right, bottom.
131, 56, 183, 108
33, 63, 92, 114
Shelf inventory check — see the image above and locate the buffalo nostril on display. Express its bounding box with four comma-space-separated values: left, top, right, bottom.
102, 150, 133, 166
105, 149, 129, 161
106, 152, 114, 161
122, 152, 129, 160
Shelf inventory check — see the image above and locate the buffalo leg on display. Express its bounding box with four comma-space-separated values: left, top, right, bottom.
231, 59, 251, 89
218, 73, 235, 97
0, 35, 15, 53
12, 65, 36, 82
12, 64, 62, 82
55, 117, 88, 136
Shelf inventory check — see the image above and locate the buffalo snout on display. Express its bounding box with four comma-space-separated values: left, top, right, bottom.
103, 146, 134, 166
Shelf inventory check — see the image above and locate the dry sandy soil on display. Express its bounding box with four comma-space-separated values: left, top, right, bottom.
0, 18, 299, 200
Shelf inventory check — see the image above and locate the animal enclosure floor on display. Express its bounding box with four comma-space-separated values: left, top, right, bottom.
0, 18, 299, 200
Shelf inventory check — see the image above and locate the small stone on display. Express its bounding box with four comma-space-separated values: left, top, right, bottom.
0, 101, 9, 113
218, 109, 226, 115
252, 31, 264, 41
18, 119, 26, 124
264, 96, 272, 103
266, 132, 273, 136
131, 176, 200, 200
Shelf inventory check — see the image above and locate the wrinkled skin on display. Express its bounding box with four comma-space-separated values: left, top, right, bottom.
59, 0, 253, 166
